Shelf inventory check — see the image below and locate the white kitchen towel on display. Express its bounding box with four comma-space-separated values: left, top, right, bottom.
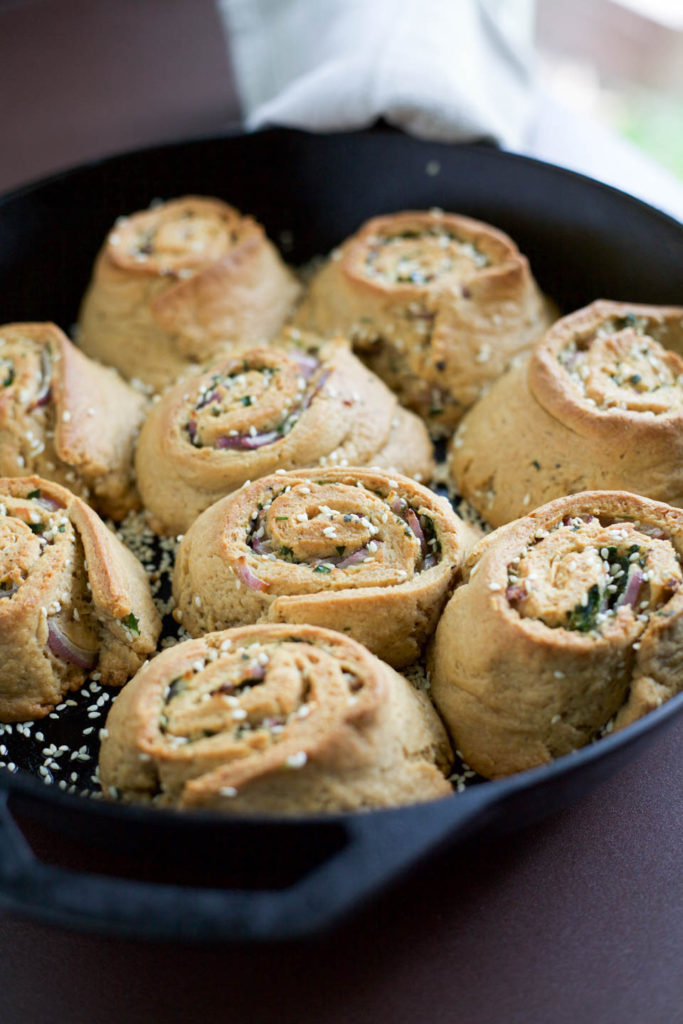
218, 0, 537, 149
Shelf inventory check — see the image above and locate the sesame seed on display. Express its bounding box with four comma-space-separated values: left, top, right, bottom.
285, 751, 307, 769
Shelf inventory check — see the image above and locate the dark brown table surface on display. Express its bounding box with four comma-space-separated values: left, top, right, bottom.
0, 3, 681, 1022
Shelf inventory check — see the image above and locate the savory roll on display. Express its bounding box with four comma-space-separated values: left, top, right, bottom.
135, 330, 435, 535
99, 623, 453, 813
77, 195, 301, 392
450, 301, 683, 527
0, 322, 147, 519
173, 468, 474, 667
0, 476, 161, 722
430, 491, 683, 778
295, 209, 553, 436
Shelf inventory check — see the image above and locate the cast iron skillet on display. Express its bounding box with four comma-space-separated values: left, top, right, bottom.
0, 128, 681, 942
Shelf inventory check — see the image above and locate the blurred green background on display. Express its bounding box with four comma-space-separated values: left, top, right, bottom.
536, 0, 683, 180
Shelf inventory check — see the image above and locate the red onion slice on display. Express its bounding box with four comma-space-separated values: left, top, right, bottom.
235, 557, 269, 591
47, 620, 97, 670
195, 388, 220, 410
250, 535, 275, 556
216, 430, 280, 450
33, 386, 52, 410
615, 567, 644, 610
336, 546, 370, 569
301, 368, 331, 411
288, 351, 319, 377
220, 663, 267, 689
637, 524, 667, 540
242, 663, 266, 683
29, 349, 53, 410
36, 495, 64, 511
403, 508, 428, 556
391, 498, 427, 556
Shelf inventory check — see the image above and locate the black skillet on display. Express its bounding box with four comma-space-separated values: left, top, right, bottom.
0, 127, 681, 942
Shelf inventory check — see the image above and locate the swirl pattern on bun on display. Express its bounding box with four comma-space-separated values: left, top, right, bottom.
136, 331, 435, 535
0, 476, 161, 721
450, 301, 683, 527
430, 491, 683, 777
173, 468, 474, 667
99, 624, 453, 813
0, 323, 147, 519
78, 196, 301, 391
296, 209, 553, 436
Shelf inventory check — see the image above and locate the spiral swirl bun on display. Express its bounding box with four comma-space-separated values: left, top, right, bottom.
0, 323, 147, 519
431, 491, 683, 777
450, 301, 683, 526
296, 209, 554, 436
78, 196, 301, 391
136, 332, 435, 534
0, 476, 160, 721
99, 624, 452, 812
173, 468, 474, 667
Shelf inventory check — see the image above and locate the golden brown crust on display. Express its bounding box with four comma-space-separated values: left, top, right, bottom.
295, 209, 554, 435
99, 623, 453, 813
430, 490, 683, 777
172, 468, 475, 667
0, 476, 161, 721
135, 331, 435, 535
77, 196, 301, 391
450, 301, 683, 527
0, 322, 147, 519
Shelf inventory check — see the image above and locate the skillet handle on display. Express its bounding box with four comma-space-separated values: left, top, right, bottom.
0, 788, 487, 942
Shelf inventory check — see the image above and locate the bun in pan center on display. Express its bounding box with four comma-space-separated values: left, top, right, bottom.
173, 467, 474, 667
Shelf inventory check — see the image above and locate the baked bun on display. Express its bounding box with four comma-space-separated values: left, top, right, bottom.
0, 322, 147, 519
135, 330, 435, 535
295, 209, 553, 436
0, 476, 161, 722
77, 196, 301, 391
173, 468, 474, 667
430, 490, 683, 777
99, 623, 453, 813
450, 301, 683, 527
